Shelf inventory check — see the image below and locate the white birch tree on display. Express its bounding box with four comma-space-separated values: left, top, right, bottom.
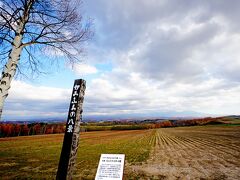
0, 0, 92, 120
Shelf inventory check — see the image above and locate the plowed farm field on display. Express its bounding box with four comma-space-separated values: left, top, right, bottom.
0, 126, 240, 179
130, 126, 240, 179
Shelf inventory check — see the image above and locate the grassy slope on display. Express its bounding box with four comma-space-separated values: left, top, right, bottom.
0, 130, 155, 179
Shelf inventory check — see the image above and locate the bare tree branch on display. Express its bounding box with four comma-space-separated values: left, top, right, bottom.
0, 0, 93, 119
0, 0, 93, 72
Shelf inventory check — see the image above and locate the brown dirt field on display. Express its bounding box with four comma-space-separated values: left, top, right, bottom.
128, 126, 240, 180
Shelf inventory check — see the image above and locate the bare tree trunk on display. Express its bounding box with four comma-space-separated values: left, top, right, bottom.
0, 1, 33, 120
0, 35, 23, 119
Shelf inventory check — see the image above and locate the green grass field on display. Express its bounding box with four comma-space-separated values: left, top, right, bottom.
0, 130, 155, 179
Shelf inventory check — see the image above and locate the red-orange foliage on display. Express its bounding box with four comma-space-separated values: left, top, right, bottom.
53, 125, 65, 133
33, 124, 42, 135
22, 124, 29, 136
45, 125, 54, 134
0, 124, 14, 137
154, 121, 173, 128
14, 124, 21, 136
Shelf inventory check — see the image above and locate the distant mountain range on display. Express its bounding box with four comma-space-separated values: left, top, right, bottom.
2, 110, 216, 122
2, 114, 239, 124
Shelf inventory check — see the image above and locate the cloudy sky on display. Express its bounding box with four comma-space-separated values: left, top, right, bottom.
3, 0, 240, 120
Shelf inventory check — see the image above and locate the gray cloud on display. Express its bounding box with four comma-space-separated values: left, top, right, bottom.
84, 0, 240, 115
85, 0, 240, 83
3, 0, 240, 120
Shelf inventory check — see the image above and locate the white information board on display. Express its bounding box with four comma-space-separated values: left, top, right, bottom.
95, 154, 125, 180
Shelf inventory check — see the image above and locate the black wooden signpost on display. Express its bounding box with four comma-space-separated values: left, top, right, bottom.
56, 79, 86, 180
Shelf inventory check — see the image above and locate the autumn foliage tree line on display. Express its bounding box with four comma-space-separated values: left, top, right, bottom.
0, 123, 65, 137
0, 117, 225, 138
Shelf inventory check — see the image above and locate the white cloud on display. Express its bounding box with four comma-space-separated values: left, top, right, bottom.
84, 74, 240, 116
3, 74, 240, 120
73, 63, 98, 76
8, 80, 70, 101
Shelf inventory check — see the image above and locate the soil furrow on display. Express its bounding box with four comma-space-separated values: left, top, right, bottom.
130, 127, 240, 179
